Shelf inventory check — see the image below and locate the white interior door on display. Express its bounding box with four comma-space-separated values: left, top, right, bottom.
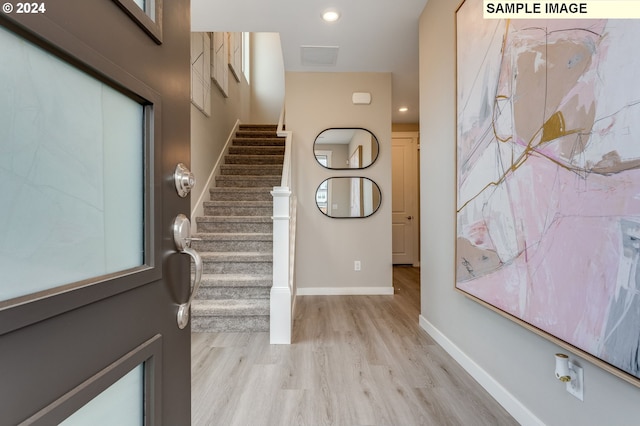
392, 133, 420, 265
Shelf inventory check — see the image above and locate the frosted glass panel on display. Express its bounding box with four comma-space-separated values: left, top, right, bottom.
0, 26, 144, 302
60, 364, 144, 426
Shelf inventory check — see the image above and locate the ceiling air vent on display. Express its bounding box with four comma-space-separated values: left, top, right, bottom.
300, 45, 339, 66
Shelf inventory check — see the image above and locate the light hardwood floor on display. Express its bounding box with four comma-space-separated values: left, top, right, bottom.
192, 266, 518, 425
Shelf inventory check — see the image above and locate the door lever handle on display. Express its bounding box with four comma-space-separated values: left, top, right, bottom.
172, 214, 203, 329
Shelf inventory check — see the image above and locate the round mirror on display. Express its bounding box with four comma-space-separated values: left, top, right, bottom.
316, 177, 381, 218
314, 128, 379, 170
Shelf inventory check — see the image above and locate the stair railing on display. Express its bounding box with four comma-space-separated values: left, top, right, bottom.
270, 106, 297, 344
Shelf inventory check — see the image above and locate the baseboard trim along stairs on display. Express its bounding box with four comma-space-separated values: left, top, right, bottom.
191, 124, 284, 332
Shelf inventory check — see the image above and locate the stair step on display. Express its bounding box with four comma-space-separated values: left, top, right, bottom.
204, 201, 272, 216
224, 154, 284, 165
232, 137, 284, 147
196, 274, 272, 300
239, 124, 278, 132
196, 216, 272, 233
209, 187, 273, 201
199, 252, 273, 274
200, 273, 272, 287
191, 299, 270, 332
235, 130, 278, 138
229, 146, 285, 156
191, 232, 272, 252
220, 164, 283, 175
200, 251, 272, 261
193, 298, 270, 315
215, 175, 281, 188
197, 286, 271, 300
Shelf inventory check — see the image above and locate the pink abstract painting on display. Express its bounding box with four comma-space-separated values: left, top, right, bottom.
456, 0, 640, 382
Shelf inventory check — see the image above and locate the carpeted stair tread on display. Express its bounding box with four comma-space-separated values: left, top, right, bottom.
195, 274, 272, 300
199, 251, 272, 260
224, 155, 285, 165
206, 199, 274, 204
203, 200, 273, 207
229, 145, 284, 154
216, 174, 282, 179
238, 124, 278, 131
193, 232, 273, 240
209, 187, 275, 192
220, 164, 283, 174
200, 273, 272, 287
203, 205, 272, 216
192, 299, 270, 316
209, 187, 274, 201
191, 232, 273, 252
215, 175, 281, 188
234, 130, 280, 138
197, 216, 272, 223
232, 138, 284, 146
196, 252, 273, 274
196, 217, 273, 234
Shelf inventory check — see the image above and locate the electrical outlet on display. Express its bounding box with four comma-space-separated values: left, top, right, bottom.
354, 261, 361, 271
567, 362, 584, 401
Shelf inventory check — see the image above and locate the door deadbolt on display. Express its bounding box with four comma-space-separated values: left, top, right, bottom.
174, 163, 196, 198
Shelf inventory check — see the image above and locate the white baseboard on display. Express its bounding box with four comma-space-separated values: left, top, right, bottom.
419, 315, 544, 426
297, 286, 394, 296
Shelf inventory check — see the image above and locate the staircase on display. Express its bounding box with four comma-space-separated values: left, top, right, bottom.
191, 124, 284, 332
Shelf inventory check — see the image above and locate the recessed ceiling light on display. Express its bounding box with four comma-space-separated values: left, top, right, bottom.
399, 106, 409, 112
322, 9, 340, 22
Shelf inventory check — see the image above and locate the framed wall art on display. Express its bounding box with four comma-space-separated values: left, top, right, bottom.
456, 0, 640, 385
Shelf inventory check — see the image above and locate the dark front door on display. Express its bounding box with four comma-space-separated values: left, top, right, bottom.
0, 1, 192, 424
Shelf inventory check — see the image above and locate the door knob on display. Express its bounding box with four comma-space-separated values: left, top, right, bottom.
406, 215, 413, 220
172, 214, 203, 329
174, 163, 196, 198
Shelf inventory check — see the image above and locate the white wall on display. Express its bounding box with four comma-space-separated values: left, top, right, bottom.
418, 1, 640, 425
190, 33, 251, 218
286, 72, 393, 294
250, 33, 285, 124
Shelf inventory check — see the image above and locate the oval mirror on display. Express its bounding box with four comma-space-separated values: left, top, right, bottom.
314, 128, 379, 170
316, 177, 381, 218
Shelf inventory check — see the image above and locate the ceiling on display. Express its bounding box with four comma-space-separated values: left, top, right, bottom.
191, 0, 428, 124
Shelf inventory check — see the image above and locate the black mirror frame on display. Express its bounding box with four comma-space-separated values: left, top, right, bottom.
313, 127, 380, 170
314, 177, 382, 219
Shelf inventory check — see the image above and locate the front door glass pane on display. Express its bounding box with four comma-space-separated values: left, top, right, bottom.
0, 26, 144, 302
60, 364, 144, 426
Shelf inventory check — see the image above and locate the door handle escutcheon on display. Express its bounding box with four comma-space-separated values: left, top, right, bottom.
172, 214, 203, 329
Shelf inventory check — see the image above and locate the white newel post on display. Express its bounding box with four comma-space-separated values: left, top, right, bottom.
270, 186, 292, 344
